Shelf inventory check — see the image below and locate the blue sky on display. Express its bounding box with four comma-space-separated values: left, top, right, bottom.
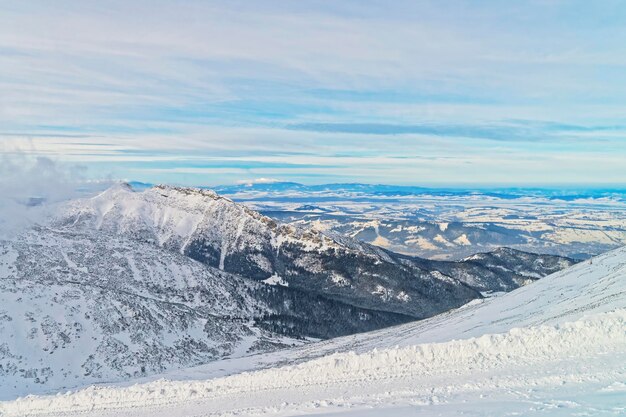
1, 0, 625, 186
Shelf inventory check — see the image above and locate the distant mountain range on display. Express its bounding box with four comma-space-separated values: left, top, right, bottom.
129, 180, 626, 201
197, 182, 625, 260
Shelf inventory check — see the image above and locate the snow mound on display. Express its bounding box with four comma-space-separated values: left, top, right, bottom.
2, 309, 624, 416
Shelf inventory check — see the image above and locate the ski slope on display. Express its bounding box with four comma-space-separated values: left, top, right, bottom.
1, 247, 625, 417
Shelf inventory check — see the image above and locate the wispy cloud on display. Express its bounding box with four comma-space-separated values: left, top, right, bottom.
287, 121, 626, 141
1, 1, 625, 185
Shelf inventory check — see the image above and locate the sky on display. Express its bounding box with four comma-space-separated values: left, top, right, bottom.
1, 0, 626, 187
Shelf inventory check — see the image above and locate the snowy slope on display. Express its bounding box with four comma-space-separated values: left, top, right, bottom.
2, 246, 623, 417
169, 244, 625, 374
0, 224, 416, 400
0, 227, 313, 400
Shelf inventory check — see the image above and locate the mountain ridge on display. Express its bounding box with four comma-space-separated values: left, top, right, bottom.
58, 184, 576, 319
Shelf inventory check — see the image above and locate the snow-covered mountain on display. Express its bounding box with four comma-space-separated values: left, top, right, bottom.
3, 245, 623, 417
0, 227, 407, 399
0, 184, 577, 402
57, 184, 475, 319
57, 184, 575, 318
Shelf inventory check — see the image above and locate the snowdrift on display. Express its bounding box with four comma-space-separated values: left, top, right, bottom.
2, 309, 624, 416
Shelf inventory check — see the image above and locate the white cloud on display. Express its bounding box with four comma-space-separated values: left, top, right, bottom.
0, 155, 92, 236
236, 178, 281, 186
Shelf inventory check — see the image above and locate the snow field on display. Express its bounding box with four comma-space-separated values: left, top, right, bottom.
2, 308, 624, 416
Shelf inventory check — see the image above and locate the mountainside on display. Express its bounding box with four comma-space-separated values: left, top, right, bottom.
118, 245, 626, 382
411, 247, 575, 292
0, 227, 407, 399
4, 246, 623, 417
57, 184, 575, 319
245, 245, 626, 363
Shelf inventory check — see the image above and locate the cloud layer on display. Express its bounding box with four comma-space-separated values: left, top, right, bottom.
1, 1, 625, 185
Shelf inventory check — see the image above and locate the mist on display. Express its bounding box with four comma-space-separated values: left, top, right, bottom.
0, 155, 92, 236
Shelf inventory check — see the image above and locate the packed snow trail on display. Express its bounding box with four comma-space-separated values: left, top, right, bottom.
1, 310, 625, 416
